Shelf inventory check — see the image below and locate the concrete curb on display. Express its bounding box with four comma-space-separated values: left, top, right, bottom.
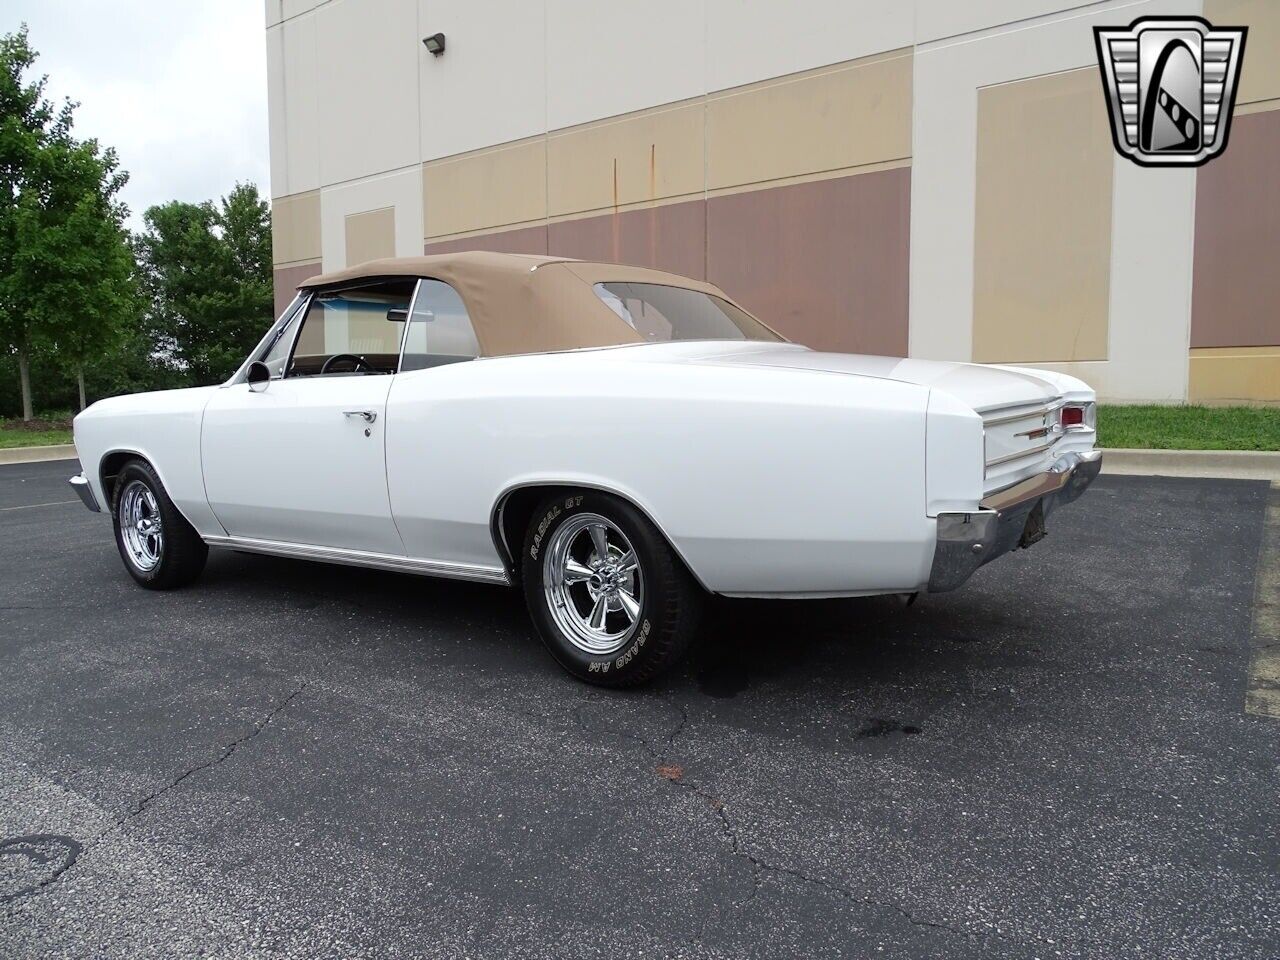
1104, 447, 1280, 481
0, 444, 77, 465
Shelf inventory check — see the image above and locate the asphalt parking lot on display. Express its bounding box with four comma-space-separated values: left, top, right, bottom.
1, 459, 1277, 959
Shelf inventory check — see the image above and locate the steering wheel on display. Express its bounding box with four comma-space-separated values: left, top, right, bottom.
320, 353, 374, 374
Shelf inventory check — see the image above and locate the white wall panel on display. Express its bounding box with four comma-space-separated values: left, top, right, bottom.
545, 0, 707, 130
265, 25, 288, 195
315, 0, 421, 185
706, 0, 913, 92
910, 0, 1201, 402
417, 0, 547, 160
320, 166, 425, 272
915, 0, 1107, 44
269, 13, 321, 197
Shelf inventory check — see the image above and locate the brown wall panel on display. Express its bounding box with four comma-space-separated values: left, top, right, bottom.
707, 167, 911, 356
548, 199, 707, 280
418, 169, 910, 357
1192, 107, 1280, 349
273, 261, 320, 319
425, 224, 549, 257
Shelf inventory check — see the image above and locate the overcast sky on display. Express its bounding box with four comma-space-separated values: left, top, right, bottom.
6, 0, 269, 231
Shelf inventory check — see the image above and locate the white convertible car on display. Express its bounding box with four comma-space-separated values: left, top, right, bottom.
70, 252, 1101, 685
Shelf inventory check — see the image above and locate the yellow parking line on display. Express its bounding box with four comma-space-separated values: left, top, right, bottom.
1247, 482, 1280, 719
0, 499, 78, 512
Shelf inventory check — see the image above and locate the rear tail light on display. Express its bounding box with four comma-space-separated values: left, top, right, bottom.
1059, 402, 1095, 431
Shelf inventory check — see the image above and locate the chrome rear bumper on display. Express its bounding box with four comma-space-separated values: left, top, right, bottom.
928, 450, 1102, 592
68, 472, 101, 513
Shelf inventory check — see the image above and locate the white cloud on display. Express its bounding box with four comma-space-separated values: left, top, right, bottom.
5, 0, 269, 230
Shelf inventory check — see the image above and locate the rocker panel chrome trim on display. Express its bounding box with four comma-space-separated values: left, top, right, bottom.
202, 535, 510, 585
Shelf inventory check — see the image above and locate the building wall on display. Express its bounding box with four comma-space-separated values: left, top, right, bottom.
266, 0, 1280, 404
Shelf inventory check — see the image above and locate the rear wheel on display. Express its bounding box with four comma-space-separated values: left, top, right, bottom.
111, 459, 208, 590
522, 491, 702, 687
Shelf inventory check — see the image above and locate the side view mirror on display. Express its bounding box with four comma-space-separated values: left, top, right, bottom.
247, 360, 271, 392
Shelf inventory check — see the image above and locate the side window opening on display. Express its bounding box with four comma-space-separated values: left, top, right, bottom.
400, 279, 480, 372
282, 279, 416, 378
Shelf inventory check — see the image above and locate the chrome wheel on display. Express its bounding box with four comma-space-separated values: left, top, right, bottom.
119, 480, 163, 572
543, 512, 644, 655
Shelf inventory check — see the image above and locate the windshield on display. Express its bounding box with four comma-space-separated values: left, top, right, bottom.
593, 282, 782, 344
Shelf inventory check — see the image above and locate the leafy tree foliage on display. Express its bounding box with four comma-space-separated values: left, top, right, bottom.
134, 183, 273, 388
0, 26, 140, 418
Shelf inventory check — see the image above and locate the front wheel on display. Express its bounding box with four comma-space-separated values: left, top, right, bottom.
111, 459, 208, 590
522, 491, 702, 687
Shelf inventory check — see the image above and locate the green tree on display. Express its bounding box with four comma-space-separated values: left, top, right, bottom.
0, 25, 138, 418
14, 132, 138, 410
0, 25, 59, 420
135, 183, 273, 387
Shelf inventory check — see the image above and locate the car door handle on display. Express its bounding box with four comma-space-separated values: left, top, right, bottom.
343, 410, 377, 423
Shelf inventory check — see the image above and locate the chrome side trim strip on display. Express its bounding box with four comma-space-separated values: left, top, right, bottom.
985, 439, 1056, 468
202, 535, 510, 585
974, 395, 1059, 417
982, 401, 1064, 427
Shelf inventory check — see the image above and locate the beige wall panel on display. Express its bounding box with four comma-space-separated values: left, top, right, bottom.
272, 190, 322, 266
273, 261, 320, 319
547, 103, 705, 218
706, 51, 912, 192
424, 139, 547, 240
972, 68, 1113, 364
1189, 347, 1280, 404
1205, 0, 1280, 105
344, 208, 396, 266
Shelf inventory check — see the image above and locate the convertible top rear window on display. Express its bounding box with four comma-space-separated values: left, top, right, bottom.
593, 282, 781, 344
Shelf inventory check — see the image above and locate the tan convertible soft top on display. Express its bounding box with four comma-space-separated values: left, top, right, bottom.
298, 251, 770, 358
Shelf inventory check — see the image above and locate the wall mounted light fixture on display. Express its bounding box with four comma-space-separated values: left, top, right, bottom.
423, 33, 446, 56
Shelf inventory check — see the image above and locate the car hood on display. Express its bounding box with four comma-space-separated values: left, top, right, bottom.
633, 342, 1088, 413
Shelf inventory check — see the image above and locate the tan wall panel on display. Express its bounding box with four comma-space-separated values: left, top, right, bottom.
973, 68, 1113, 364
706, 50, 912, 192
273, 260, 319, 319
423, 138, 547, 240
344, 207, 395, 266
547, 101, 705, 218
272, 191, 321, 266
1189, 347, 1280, 404
1205, 0, 1280, 105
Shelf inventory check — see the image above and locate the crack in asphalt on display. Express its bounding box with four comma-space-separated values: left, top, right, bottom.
569, 702, 1043, 952
1, 677, 310, 907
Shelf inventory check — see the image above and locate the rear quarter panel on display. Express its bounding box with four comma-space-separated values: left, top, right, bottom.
386, 352, 936, 596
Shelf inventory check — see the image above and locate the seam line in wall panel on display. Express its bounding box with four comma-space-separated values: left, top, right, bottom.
314, 161, 425, 195
275, 0, 340, 28
915, 1, 1122, 52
